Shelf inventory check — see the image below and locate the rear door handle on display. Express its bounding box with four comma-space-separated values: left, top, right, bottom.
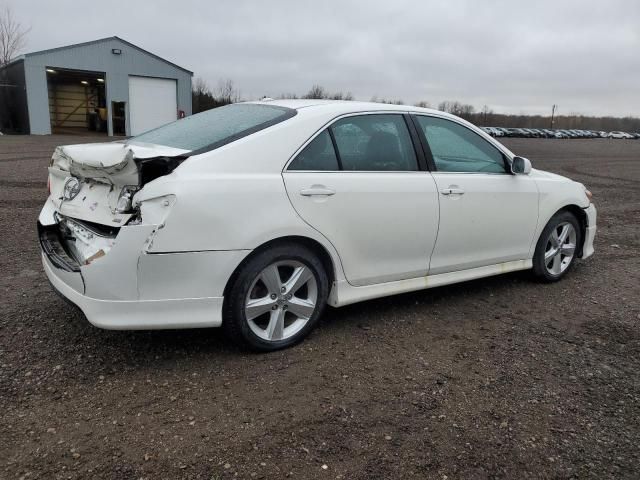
440, 187, 465, 195
300, 186, 336, 196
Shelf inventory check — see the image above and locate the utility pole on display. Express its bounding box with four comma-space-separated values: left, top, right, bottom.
550, 104, 557, 129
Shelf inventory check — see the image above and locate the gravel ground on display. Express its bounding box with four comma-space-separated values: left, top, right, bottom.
1, 135, 639, 479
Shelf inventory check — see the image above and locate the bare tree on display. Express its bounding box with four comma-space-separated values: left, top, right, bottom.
191, 77, 212, 113
371, 96, 403, 105
216, 78, 240, 104
438, 100, 475, 119
480, 105, 493, 125
329, 91, 354, 100
0, 5, 29, 66
276, 92, 299, 99
300, 85, 353, 101
193, 77, 210, 96
191, 77, 242, 113
414, 100, 431, 108
303, 84, 327, 99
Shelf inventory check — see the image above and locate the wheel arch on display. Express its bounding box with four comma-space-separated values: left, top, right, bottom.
543, 204, 587, 257
222, 235, 338, 300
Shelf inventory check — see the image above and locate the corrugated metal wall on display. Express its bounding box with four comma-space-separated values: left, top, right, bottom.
23, 37, 192, 136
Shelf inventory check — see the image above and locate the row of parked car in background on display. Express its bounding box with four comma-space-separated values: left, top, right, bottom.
481, 127, 640, 139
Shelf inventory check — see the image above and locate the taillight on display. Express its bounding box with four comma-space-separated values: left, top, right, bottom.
115, 185, 139, 213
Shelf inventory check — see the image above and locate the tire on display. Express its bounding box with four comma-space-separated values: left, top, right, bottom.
532, 211, 582, 282
223, 243, 329, 351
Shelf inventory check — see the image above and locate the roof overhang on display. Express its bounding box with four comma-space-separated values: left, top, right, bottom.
20, 36, 193, 75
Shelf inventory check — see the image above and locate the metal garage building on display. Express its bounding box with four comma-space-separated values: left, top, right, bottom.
0, 36, 192, 136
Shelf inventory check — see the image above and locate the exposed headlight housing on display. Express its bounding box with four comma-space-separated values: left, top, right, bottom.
115, 186, 139, 213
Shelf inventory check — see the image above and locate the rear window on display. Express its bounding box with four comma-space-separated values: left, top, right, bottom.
127, 103, 296, 152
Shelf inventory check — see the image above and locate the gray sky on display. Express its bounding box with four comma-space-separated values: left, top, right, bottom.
8, 0, 640, 116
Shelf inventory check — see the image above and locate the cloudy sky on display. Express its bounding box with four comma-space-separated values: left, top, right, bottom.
8, 0, 640, 116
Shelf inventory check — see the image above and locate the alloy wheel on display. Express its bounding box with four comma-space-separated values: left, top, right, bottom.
245, 261, 318, 342
544, 222, 577, 276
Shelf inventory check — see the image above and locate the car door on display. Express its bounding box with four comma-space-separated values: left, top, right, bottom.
283, 113, 439, 287
412, 114, 539, 275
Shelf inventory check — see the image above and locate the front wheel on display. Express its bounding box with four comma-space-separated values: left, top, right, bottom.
223, 243, 329, 351
532, 211, 582, 282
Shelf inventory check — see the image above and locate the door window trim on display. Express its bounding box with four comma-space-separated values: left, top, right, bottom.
403, 113, 429, 171
409, 113, 514, 174
284, 111, 427, 173
327, 127, 344, 171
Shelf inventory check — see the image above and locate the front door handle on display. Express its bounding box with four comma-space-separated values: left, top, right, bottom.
440, 187, 465, 196
300, 186, 336, 196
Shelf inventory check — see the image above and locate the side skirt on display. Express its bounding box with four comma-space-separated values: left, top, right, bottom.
328, 259, 532, 307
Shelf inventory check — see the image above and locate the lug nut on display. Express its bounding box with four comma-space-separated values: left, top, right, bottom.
271, 305, 278, 310
286, 294, 292, 300
280, 286, 286, 293
282, 305, 288, 311
270, 294, 277, 300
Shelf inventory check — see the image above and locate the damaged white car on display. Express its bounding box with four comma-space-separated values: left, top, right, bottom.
40, 100, 596, 350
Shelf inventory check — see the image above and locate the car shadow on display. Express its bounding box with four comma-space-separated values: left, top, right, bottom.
320, 269, 533, 331
40, 268, 535, 371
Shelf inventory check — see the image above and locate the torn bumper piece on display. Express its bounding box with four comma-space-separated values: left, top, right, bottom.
581, 203, 597, 260
42, 252, 223, 330
38, 222, 81, 273
38, 217, 240, 330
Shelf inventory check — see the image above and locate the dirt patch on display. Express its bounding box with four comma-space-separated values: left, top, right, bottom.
1, 135, 639, 479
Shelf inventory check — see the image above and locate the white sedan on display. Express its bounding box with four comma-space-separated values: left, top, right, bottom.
608, 131, 634, 139
39, 100, 596, 350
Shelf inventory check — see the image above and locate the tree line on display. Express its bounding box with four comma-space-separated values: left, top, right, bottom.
192, 78, 640, 132
192, 80, 356, 112
466, 111, 640, 132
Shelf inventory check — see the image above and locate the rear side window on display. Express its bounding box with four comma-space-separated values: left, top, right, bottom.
127, 104, 295, 152
288, 131, 340, 171
287, 114, 419, 172
331, 115, 418, 171
415, 116, 506, 173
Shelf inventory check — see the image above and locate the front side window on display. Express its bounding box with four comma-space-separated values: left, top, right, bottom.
331, 115, 418, 171
415, 116, 507, 173
288, 130, 339, 171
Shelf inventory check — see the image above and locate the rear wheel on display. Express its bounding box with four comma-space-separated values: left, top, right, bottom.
223, 243, 329, 351
532, 211, 581, 282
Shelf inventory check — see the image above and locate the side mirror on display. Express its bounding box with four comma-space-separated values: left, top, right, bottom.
511, 156, 532, 175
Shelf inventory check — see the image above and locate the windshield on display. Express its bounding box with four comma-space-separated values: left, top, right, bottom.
127, 103, 296, 152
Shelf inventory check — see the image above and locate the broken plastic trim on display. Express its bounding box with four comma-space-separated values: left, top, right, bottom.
104, 155, 188, 216
134, 155, 189, 187
57, 214, 120, 238
116, 185, 140, 213
38, 221, 81, 272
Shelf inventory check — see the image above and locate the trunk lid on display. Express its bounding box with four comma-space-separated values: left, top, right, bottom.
48, 142, 189, 227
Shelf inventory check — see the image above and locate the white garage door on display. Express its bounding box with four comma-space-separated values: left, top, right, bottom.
128, 76, 177, 135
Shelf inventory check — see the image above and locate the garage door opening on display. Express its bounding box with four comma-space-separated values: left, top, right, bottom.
46, 67, 107, 135
128, 76, 177, 136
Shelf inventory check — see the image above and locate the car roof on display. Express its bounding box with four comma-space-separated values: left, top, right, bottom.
245, 99, 449, 117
